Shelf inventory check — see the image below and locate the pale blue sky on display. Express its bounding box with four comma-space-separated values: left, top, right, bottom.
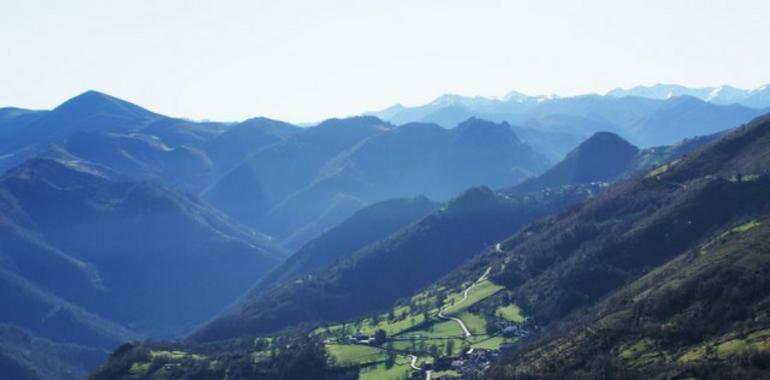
1, 0, 769, 122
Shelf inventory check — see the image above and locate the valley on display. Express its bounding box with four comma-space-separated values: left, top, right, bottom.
0, 87, 768, 380
5, 2, 770, 379
90, 112, 770, 379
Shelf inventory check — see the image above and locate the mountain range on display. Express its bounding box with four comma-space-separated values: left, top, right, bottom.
607, 83, 770, 107
366, 84, 769, 151
1, 92, 553, 250
191, 125, 718, 344
1, 87, 769, 380
90, 108, 770, 380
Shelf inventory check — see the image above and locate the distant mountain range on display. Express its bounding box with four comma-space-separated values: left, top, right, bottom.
0, 92, 551, 250
366, 84, 769, 150
607, 83, 770, 107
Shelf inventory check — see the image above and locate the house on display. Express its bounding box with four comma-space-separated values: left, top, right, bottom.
502, 326, 518, 336
348, 332, 375, 344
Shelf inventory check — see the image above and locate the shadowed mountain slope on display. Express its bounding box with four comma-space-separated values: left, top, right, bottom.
192, 183, 600, 342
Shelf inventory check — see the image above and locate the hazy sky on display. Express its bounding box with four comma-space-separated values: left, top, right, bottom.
2, 0, 769, 123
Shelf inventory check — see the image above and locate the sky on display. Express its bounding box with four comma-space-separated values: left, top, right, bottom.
1, 0, 769, 123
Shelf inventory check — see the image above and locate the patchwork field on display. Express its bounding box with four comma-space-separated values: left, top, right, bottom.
315, 268, 525, 378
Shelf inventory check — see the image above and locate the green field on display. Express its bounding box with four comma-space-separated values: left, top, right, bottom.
496, 304, 525, 323
315, 269, 523, 377
646, 159, 680, 177
326, 344, 387, 366
358, 355, 412, 380
457, 311, 487, 334
390, 338, 466, 357
360, 310, 428, 336
470, 335, 507, 350
431, 369, 461, 378
441, 279, 504, 315
399, 319, 464, 339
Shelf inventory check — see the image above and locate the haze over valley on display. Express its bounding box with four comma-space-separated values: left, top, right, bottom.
2, 1, 770, 379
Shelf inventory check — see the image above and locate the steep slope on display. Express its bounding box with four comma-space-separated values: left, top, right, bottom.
0, 158, 285, 335
488, 218, 770, 379
491, 115, 770, 318
511, 132, 639, 194
0, 324, 107, 380
415, 114, 770, 378
192, 184, 600, 342
0, 216, 107, 313
0, 267, 134, 349
251, 196, 437, 295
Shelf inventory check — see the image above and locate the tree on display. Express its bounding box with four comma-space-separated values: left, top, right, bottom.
446, 340, 455, 357
385, 351, 396, 369
435, 293, 446, 309
374, 329, 387, 345
254, 337, 267, 351
429, 344, 439, 359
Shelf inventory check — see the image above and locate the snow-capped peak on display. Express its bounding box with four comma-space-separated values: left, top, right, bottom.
502, 90, 530, 102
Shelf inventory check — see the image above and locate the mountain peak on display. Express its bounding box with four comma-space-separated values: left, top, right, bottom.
444, 186, 500, 213
564, 131, 639, 166
510, 131, 638, 194
455, 116, 509, 129
315, 115, 390, 130
52, 90, 159, 120
503, 90, 530, 101
577, 131, 638, 152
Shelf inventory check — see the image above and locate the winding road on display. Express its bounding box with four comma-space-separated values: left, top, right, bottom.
409, 355, 432, 380
437, 267, 492, 338
437, 310, 472, 337
409, 355, 420, 370
408, 266, 494, 379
